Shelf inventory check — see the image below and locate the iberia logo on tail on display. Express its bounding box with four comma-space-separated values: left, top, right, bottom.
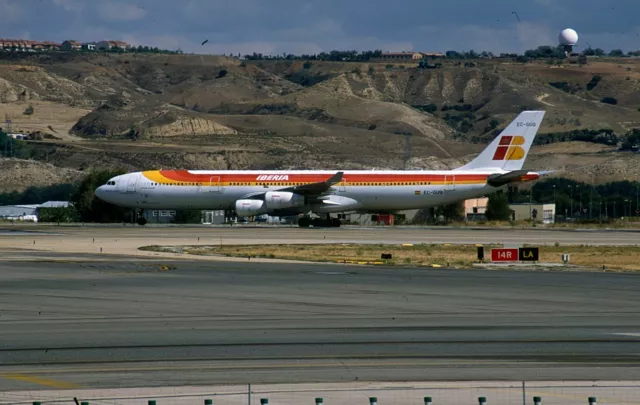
492, 135, 526, 161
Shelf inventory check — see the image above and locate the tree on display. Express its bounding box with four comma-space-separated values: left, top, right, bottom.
485, 192, 511, 221
621, 128, 640, 151
586, 75, 601, 91
71, 169, 130, 222
435, 201, 465, 222
600, 97, 617, 105
609, 49, 624, 57
445, 50, 462, 59
23, 103, 34, 115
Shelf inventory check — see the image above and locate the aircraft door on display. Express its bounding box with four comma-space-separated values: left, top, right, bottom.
126, 175, 138, 193
338, 179, 347, 192
209, 176, 222, 193
444, 175, 455, 190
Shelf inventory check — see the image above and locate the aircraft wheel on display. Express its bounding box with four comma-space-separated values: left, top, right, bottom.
136, 209, 147, 226
330, 218, 341, 227
311, 217, 324, 227
298, 217, 311, 227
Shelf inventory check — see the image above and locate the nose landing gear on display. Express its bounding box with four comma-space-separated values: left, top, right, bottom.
136, 209, 147, 226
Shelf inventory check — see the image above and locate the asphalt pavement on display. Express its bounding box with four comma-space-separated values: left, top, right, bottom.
1, 258, 640, 390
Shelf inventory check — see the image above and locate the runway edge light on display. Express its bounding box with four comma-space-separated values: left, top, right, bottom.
424, 397, 432, 405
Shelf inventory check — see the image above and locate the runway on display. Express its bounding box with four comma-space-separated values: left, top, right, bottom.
1, 256, 640, 391
0, 225, 639, 263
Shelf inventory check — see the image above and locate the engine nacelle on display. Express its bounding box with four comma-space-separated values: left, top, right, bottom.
264, 191, 304, 210
235, 199, 267, 217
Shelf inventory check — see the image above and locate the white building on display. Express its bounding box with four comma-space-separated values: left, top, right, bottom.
0, 201, 71, 222
510, 203, 556, 224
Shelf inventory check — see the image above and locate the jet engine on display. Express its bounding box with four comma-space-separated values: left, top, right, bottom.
235, 199, 267, 217
264, 191, 304, 209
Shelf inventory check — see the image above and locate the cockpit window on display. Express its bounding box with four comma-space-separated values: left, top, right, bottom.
106, 181, 116, 186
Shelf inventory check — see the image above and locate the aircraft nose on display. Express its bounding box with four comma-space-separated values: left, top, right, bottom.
95, 185, 106, 200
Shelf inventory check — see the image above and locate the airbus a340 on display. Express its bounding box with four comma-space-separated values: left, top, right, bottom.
95, 110, 545, 227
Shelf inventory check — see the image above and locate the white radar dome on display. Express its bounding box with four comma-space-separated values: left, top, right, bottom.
559, 28, 578, 46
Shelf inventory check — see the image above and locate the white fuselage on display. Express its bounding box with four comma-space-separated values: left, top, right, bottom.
95, 169, 514, 215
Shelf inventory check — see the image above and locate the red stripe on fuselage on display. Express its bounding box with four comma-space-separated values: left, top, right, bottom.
157, 170, 491, 184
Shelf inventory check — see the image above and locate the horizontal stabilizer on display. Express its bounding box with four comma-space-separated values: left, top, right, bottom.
487, 170, 539, 187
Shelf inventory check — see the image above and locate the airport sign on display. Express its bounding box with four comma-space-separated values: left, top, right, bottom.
491, 248, 518, 262
519, 247, 539, 261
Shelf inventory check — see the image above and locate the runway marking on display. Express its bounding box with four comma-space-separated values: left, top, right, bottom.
1, 373, 80, 389
6, 358, 632, 375
612, 333, 640, 337
3, 361, 487, 375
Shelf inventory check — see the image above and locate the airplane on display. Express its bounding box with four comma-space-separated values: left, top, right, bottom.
95, 110, 545, 227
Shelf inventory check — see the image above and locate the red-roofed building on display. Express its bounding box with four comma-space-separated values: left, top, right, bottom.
97, 40, 131, 51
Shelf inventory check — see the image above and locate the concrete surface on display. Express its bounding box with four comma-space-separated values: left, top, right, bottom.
0, 225, 639, 263
3, 381, 640, 405
1, 257, 640, 391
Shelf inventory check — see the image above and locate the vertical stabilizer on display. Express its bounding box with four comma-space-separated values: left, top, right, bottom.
456, 111, 545, 171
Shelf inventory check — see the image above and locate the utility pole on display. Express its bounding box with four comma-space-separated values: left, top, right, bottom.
590, 185, 593, 219
5, 114, 12, 158
636, 183, 640, 216
569, 185, 573, 219
577, 185, 581, 218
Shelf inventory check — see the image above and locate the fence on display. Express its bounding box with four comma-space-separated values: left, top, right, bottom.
1, 382, 639, 405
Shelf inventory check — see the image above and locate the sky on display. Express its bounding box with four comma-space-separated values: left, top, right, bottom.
1, 0, 639, 55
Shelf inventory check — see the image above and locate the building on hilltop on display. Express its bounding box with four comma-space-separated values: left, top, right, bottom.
380, 52, 445, 61
381, 52, 424, 60
82, 42, 97, 51
0, 39, 60, 51
96, 40, 131, 51
61, 40, 82, 51
40, 41, 60, 50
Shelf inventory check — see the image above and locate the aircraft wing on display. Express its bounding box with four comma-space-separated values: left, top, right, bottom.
281, 171, 343, 195
239, 172, 343, 200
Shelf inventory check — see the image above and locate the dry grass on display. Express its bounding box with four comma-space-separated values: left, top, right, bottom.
1, 100, 90, 140
142, 243, 640, 271
439, 219, 640, 229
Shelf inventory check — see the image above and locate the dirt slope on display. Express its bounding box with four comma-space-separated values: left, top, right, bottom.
1, 52, 640, 190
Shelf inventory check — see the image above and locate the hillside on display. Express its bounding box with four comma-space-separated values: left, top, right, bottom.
1, 52, 640, 192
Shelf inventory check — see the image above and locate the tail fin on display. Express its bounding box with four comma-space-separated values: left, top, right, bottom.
456, 110, 545, 171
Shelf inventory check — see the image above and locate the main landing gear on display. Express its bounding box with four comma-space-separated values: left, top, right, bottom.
136, 208, 147, 226
298, 214, 341, 228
